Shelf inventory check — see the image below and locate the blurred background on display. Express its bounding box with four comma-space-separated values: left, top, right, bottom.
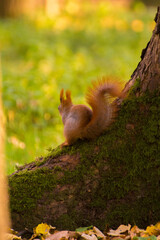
0, 0, 157, 174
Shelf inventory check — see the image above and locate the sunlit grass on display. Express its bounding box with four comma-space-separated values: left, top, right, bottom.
0, 0, 156, 174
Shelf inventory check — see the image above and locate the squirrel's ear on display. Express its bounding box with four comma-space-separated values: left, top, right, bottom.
66, 90, 72, 103
60, 89, 64, 103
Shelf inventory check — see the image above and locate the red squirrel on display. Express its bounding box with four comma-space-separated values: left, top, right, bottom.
58, 78, 122, 146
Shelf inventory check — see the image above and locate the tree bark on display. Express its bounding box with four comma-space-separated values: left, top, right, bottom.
122, 6, 160, 96
9, 7, 160, 232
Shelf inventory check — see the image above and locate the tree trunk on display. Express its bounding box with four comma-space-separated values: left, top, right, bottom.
9, 7, 160, 232
122, 7, 160, 96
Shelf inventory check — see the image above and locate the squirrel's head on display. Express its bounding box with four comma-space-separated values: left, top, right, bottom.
58, 89, 72, 115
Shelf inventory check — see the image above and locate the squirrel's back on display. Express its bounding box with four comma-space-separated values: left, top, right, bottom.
63, 104, 92, 144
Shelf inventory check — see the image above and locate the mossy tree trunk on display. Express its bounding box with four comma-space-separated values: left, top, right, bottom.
9, 7, 160, 232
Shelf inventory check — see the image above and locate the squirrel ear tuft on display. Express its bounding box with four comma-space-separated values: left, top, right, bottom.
60, 89, 64, 103
66, 90, 72, 102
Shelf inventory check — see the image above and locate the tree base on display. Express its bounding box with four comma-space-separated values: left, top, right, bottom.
9, 89, 160, 231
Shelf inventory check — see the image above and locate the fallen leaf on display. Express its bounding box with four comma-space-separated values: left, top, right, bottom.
112, 238, 124, 240
157, 235, 160, 240
156, 223, 160, 230
81, 233, 98, 240
125, 235, 131, 240
93, 226, 106, 239
130, 225, 144, 239
146, 225, 160, 236
118, 225, 131, 233
46, 231, 79, 240
108, 224, 131, 237
34, 223, 50, 235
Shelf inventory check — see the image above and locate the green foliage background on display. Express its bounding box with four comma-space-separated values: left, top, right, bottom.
0, 1, 156, 173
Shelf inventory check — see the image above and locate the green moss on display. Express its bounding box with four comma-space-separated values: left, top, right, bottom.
55, 214, 78, 230
128, 77, 141, 96
9, 167, 58, 213
35, 146, 64, 166
9, 91, 160, 230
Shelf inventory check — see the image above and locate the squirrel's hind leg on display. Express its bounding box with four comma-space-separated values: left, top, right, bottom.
60, 138, 76, 149
60, 141, 69, 149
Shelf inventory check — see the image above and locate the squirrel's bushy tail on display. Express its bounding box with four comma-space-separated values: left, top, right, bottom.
82, 78, 122, 139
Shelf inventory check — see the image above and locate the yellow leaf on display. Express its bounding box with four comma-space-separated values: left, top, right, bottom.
146, 225, 159, 236
35, 223, 50, 235
140, 233, 149, 238
155, 222, 160, 230
130, 225, 142, 234
130, 225, 144, 239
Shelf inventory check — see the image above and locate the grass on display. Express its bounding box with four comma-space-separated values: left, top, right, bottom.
0, 0, 156, 174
